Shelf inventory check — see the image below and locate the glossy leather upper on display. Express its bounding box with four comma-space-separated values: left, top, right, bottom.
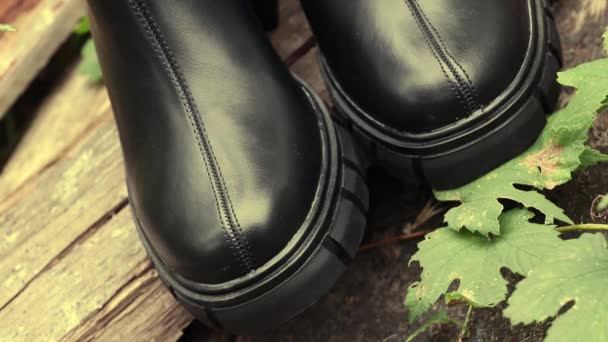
85, 0, 323, 284
302, 0, 532, 134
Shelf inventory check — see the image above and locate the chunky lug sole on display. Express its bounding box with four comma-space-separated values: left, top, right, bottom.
131, 77, 369, 335
320, 0, 563, 190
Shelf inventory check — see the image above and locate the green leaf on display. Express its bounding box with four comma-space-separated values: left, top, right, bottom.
579, 147, 608, 168
435, 54, 608, 236
79, 39, 102, 83
406, 310, 462, 342
405, 209, 565, 322
74, 17, 90, 35
505, 233, 608, 342
0, 24, 16, 32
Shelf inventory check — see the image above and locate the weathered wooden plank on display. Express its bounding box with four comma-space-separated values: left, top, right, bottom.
0, 116, 192, 341
0, 0, 84, 118
0, 65, 111, 201
0, 1, 318, 340
0, 118, 127, 309
66, 276, 192, 342
0, 207, 194, 341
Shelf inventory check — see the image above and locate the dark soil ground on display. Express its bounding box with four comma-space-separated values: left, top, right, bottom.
182, 1, 608, 340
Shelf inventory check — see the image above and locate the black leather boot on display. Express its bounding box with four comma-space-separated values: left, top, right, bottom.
302, 0, 563, 189
85, 0, 368, 334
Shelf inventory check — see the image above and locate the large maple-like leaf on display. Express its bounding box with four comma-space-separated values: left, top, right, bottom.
434, 52, 608, 236
405, 209, 565, 322
505, 233, 608, 342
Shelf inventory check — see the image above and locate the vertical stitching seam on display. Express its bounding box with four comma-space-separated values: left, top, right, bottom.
405, 0, 482, 113
404, 0, 469, 112
413, 0, 482, 109
128, 0, 256, 273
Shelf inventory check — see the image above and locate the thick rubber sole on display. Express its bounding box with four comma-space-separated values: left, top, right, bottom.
320, 0, 563, 190
131, 78, 369, 335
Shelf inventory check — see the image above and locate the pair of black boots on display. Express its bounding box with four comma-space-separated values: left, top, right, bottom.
85, 0, 562, 334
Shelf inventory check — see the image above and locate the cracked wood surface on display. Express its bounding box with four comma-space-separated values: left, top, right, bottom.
0, 0, 84, 119
0, 65, 112, 203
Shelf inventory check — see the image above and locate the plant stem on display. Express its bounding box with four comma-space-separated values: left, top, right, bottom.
556, 224, 608, 233
458, 305, 473, 342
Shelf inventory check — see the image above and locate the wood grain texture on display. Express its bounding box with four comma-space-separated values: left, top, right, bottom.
0, 0, 84, 118
0, 207, 193, 341
0, 118, 127, 313
0, 0, 318, 340
0, 64, 111, 201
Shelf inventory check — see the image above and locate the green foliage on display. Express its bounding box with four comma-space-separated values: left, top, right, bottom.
74, 17, 91, 35
580, 147, 608, 168
79, 39, 102, 83
0, 24, 16, 32
434, 54, 608, 236
407, 30, 608, 341
505, 234, 608, 342
405, 209, 564, 321
74, 16, 102, 83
